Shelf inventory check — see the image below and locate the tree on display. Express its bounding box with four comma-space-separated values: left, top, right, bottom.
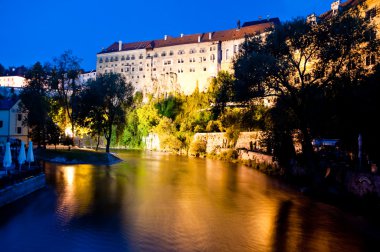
20, 62, 51, 148
208, 70, 235, 117
233, 4, 379, 171
0, 63, 5, 76
78, 73, 134, 153
50, 51, 82, 144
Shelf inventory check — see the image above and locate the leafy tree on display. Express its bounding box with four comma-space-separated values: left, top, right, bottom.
20, 62, 51, 148
78, 73, 134, 153
233, 5, 379, 171
0, 64, 5, 76
50, 51, 82, 144
208, 70, 235, 117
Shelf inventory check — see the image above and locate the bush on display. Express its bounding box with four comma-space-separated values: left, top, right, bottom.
189, 139, 207, 157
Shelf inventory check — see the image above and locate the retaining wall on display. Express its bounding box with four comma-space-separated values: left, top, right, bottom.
0, 174, 46, 208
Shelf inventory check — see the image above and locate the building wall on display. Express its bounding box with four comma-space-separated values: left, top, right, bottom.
0, 76, 27, 88
96, 38, 246, 96
0, 100, 28, 144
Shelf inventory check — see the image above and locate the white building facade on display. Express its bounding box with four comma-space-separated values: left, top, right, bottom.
96, 19, 279, 96
0, 99, 28, 144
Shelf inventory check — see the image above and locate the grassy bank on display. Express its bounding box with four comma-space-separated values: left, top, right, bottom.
35, 148, 122, 165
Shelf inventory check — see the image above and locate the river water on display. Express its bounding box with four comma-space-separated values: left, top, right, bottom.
0, 150, 379, 251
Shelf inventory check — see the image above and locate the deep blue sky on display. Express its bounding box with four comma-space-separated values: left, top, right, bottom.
0, 0, 336, 71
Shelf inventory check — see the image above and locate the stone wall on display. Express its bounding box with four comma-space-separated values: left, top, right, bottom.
238, 149, 278, 167
0, 174, 46, 208
193, 131, 265, 153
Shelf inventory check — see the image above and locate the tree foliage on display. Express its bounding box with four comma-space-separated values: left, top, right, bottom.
233, 5, 379, 170
77, 73, 134, 152
20, 62, 58, 147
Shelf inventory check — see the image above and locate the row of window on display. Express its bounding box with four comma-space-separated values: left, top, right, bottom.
98, 45, 226, 63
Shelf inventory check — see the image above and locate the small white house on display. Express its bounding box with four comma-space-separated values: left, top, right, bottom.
0, 99, 28, 145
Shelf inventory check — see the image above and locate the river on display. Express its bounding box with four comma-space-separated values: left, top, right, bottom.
0, 150, 379, 251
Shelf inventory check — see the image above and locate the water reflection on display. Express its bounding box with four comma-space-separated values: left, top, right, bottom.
0, 151, 379, 251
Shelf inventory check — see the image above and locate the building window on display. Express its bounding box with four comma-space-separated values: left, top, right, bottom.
121, 69, 124, 72
210, 54, 215, 61
115, 56, 118, 61
304, 74, 311, 82
161, 51, 167, 57
233, 45, 238, 53
105, 58, 109, 62
17, 127, 22, 134
178, 50, 185, 55
190, 68, 195, 72
121, 56, 125, 61
189, 48, 196, 54
17, 114, 22, 121
0, 121, 3, 128
226, 49, 230, 60
203, 67, 207, 71
294, 77, 300, 84
139, 54, 143, 59
126, 55, 130, 60
131, 55, 135, 60
366, 54, 376, 66
200, 48, 205, 53
169, 50, 174, 56
99, 58, 103, 63
139, 67, 143, 71
154, 53, 158, 58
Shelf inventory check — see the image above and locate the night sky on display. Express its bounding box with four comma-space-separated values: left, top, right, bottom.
0, 0, 336, 71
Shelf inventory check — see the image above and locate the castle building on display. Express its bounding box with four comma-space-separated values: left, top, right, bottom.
96, 18, 280, 96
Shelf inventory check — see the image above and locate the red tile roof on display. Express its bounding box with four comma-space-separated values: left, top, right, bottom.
98, 19, 279, 54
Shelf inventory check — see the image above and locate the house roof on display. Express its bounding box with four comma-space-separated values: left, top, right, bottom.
98, 18, 279, 54
0, 98, 18, 110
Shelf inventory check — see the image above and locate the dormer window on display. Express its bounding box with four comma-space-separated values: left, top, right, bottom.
331, 0, 340, 16
121, 56, 125, 61
189, 48, 196, 54
99, 58, 103, 63
307, 14, 318, 25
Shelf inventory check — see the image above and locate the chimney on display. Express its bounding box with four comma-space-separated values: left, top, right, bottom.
198, 35, 201, 43
237, 20, 241, 30
164, 35, 167, 40
180, 33, 184, 38
118, 40, 122, 51
209, 32, 212, 40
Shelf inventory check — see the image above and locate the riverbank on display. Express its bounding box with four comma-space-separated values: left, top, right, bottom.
34, 148, 122, 165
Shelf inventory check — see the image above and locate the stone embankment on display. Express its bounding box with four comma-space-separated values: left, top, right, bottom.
0, 174, 45, 208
